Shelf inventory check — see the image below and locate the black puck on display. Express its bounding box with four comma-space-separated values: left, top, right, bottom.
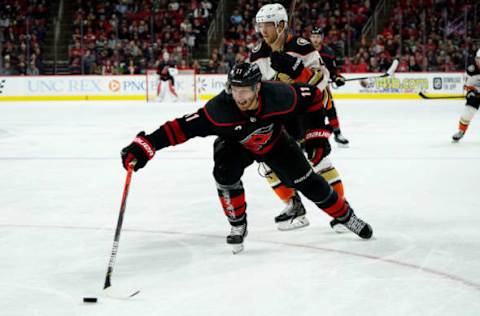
83, 297, 98, 303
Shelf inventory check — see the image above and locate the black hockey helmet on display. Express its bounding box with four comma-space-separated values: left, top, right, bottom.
226, 63, 262, 92
311, 27, 325, 36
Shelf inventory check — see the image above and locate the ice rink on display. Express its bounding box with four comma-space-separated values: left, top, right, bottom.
1, 98, 479, 316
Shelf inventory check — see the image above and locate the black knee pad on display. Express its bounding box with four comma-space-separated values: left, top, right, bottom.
213, 137, 252, 185
213, 162, 243, 185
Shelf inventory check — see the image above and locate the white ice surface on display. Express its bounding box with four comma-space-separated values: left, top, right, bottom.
1, 99, 479, 316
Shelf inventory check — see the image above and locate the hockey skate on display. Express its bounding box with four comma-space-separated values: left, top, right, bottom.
452, 130, 465, 143
227, 222, 248, 254
333, 132, 350, 147
329, 209, 372, 239
274, 193, 310, 231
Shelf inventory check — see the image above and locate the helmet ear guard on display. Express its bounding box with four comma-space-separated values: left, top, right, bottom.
225, 81, 232, 94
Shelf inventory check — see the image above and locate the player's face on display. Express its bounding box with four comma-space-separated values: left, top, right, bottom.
310, 34, 323, 48
231, 84, 259, 111
257, 22, 278, 44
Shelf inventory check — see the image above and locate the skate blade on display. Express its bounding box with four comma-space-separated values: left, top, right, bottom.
336, 142, 349, 148
451, 139, 460, 143
277, 216, 310, 231
231, 244, 244, 254
331, 223, 349, 234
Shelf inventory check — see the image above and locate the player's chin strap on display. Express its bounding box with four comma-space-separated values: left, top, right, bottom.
272, 23, 288, 52
271, 27, 289, 80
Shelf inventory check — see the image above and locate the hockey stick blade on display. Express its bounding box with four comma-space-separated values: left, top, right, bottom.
386, 59, 399, 76
419, 92, 465, 99
103, 286, 141, 300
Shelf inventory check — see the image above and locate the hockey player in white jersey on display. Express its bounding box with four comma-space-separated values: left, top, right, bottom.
251, 4, 330, 89
452, 49, 480, 142
245, 3, 350, 233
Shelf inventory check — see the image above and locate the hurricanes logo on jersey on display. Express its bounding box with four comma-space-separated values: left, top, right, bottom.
240, 124, 274, 153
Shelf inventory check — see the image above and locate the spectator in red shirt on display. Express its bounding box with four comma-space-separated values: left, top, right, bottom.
355, 57, 369, 73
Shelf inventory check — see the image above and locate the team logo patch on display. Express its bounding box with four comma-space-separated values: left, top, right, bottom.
251, 43, 262, 53
297, 38, 310, 46
240, 124, 274, 153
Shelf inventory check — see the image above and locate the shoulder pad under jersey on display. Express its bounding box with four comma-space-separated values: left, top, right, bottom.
203, 91, 247, 126
249, 41, 272, 63
284, 36, 316, 56
258, 81, 297, 118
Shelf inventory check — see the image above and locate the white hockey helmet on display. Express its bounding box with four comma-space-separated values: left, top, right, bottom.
255, 3, 288, 27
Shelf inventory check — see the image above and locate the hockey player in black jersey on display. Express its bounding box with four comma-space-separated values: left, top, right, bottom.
452, 49, 480, 142
121, 63, 373, 254
310, 27, 350, 146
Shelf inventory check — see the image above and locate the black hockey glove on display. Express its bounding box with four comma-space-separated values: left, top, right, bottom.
305, 128, 332, 167
270, 51, 305, 79
333, 75, 346, 87
121, 131, 156, 171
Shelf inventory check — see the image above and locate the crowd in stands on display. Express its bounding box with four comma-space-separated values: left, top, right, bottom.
68, 0, 215, 75
344, 0, 480, 73
216, 0, 377, 73
1, 0, 479, 76
217, 0, 478, 74
0, 0, 48, 75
